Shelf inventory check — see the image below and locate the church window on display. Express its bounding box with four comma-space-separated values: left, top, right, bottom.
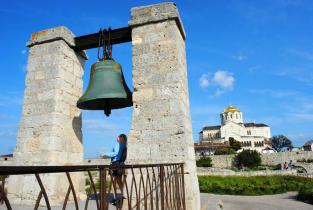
230, 114, 233, 118
247, 130, 251, 135
236, 114, 238, 119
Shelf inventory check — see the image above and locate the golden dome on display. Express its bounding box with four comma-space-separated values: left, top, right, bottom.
223, 105, 240, 113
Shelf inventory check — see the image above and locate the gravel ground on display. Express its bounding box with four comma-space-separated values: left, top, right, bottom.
205, 192, 313, 210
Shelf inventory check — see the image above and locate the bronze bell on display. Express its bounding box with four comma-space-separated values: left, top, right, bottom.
77, 58, 132, 116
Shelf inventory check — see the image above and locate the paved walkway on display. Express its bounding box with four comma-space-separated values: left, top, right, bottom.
201, 192, 313, 210
2, 192, 312, 210
0, 193, 218, 210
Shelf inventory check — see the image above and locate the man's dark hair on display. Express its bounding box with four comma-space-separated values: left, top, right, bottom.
119, 134, 127, 144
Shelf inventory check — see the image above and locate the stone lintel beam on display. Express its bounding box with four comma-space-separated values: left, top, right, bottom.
129, 2, 186, 40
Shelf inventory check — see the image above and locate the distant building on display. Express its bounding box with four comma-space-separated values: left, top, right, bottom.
194, 142, 230, 156
303, 140, 313, 151
262, 146, 276, 154
195, 105, 272, 156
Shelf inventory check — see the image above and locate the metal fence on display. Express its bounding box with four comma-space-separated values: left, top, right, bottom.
0, 163, 186, 210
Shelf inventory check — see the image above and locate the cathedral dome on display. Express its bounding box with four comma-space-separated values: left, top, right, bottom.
223, 105, 240, 113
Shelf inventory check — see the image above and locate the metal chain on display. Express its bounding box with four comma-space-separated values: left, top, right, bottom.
97, 27, 112, 60
107, 27, 112, 59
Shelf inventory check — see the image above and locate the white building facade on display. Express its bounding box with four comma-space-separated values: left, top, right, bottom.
197, 106, 271, 154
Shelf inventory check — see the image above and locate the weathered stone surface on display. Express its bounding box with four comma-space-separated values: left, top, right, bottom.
208, 151, 313, 168
128, 2, 200, 210
197, 167, 299, 176
129, 2, 186, 40
8, 26, 87, 205
27, 26, 75, 47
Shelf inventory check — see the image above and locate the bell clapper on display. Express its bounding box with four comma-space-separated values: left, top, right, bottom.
104, 108, 111, 117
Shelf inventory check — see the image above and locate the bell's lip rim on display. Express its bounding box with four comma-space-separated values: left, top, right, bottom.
76, 101, 133, 110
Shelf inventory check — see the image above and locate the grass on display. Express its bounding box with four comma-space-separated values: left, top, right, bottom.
297, 182, 313, 204
297, 158, 313, 163
198, 175, 313, 196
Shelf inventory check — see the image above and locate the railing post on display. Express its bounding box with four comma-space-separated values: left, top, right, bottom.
99, 168, 107, 210
181, 163, 186, 210
160, 165, 165, 210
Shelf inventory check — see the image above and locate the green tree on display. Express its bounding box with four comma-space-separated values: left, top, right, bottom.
270, 135, 293, 152
235, 150, 261, 168
214, 148, 236, 155
229, 137, 242, 151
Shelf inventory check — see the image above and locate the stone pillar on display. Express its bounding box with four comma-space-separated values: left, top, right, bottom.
8, 27, 87, 205
128, 3, 200, 210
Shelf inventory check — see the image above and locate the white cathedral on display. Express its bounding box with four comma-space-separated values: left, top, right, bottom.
195, 106, 272, 155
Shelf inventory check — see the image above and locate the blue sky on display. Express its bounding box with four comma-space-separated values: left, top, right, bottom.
0, 0, 312, 158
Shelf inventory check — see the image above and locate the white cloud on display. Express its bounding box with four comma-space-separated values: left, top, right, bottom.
232, 54, 247, 61
274, 65, 313, 86
210, 89, 226, 98
191, 105, 224, 116
199, 73, 210, 89
249, 89, 298, 98
287, 49, 313, 61
21, 49, 27, 55
212, 71, 235, 90
199, 70, 235, 97
248, 66, 260, 73
285, 131, 313, 146
84, 119, 118, 135
288, 113, 313, 122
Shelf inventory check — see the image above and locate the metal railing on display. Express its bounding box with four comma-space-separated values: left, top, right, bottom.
0, 163, 186, 210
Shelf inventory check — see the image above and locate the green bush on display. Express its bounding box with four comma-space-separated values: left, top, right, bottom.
297, 182, 313, 204
214, 148, 236, 155
235, 150, 261, 168
85, 178, 111, 196
198, 176, 313, 196
196, 157, 213, 167
229, 138, 242, 151
272, 164, 282, 170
